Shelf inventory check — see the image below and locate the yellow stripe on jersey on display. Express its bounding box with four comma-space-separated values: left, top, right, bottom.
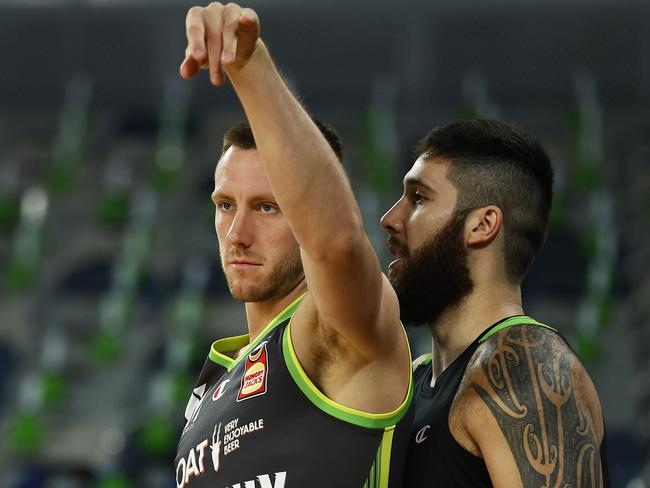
364, 427, 396, 488
282, 317, 413, 429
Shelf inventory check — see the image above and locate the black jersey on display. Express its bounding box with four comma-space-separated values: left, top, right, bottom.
399, 315, 610, 487
175, 294, 412, 488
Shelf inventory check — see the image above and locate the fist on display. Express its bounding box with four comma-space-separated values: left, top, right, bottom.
180, 2, 260, 86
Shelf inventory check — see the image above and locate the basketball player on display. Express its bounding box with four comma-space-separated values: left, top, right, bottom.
174, 3, 411, 487
381, 119, 609, 487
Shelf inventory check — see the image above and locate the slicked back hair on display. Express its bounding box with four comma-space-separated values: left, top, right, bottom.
221, 118, 344, 161
416, 119, 554, 284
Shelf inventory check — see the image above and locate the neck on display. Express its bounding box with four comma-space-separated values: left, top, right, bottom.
429, 282, 523, 379
244, 279, 307, 343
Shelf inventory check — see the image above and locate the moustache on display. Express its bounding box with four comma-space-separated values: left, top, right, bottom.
225, 250, 263, 262
386, 235, 409, 257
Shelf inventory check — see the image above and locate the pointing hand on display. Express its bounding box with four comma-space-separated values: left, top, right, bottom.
180, 2, 261, 86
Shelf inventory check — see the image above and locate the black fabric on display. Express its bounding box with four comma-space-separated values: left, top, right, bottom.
387, 405, 414, 488
398, 318, 610, 487
400, 332, 492, 488
600, 427, 611, 488
175, 318, 384, 488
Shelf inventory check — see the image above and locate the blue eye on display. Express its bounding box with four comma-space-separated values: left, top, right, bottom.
218, 201, 233, 211
260, 203, 278, 214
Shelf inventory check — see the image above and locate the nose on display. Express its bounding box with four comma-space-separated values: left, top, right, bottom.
380, 197, 404, 234
225, 208, 253, 248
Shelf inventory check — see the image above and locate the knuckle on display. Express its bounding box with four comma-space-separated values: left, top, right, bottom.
188, 6, 203, 16
224, 2, 242, 20
222, 21, 237, 32
207, 2, 224, 12
241, 7, 258, 25
187, 23, 203, 35
206, 31, 222, 42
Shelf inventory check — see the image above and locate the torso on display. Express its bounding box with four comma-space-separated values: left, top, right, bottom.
175, 295, 411, 488
401, 338, 492, 487
398, 315, 610, 488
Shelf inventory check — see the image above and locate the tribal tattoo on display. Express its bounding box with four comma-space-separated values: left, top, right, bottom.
470, 326, 603, 488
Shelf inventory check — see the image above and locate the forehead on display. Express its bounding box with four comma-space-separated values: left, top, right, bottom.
404, 155, 455, 193
214, 147, 273, 195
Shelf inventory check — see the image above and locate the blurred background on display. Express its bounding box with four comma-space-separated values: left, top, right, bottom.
0, 0, 648, 486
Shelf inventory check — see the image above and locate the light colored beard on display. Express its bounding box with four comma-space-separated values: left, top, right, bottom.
222, 246, 304, 303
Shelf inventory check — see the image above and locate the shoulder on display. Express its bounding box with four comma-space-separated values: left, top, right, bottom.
459, 324, 603, 437
450, 324, 605, 486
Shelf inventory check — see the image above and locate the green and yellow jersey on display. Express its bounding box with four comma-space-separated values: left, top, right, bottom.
175, 294, 412, 488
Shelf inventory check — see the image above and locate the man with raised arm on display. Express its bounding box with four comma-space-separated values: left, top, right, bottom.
174, 4, 411, 488
382, 119, 609, 487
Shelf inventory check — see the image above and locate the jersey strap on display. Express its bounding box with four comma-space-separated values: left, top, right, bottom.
282, 320, 413, 429
411, 317, 556, 373
478, 315, 557, 344
412, 353, 433, 371
208, 293, 306, 371
363, 426, 397, 488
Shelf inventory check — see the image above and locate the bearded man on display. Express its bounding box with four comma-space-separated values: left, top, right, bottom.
381, 119, 610, 487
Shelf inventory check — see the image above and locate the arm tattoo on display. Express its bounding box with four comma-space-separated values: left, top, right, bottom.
470, 326, 603, 488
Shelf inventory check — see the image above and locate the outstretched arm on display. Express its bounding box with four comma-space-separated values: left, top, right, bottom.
451, 326, 605, 488
180, 3, 402, 359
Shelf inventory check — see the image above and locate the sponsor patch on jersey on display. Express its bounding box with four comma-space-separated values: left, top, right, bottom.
237, 342, 269, 401
212, 379, 230, 401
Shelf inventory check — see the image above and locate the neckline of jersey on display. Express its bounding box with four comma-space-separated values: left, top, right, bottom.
208, 292, 306, 371
478, 314, 555, 343
418, 314, 553, 397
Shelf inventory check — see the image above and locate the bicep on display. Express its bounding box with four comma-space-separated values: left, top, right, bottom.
463, 326, 605, 488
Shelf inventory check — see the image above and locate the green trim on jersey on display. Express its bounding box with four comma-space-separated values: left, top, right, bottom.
412, 353, 433, 371
208, 293, 306, 371
363, 427, 396, 488
208, 334, 250, 368
478, 315, 557, 344
282, 319, 413, 429
412, 317, 555, 371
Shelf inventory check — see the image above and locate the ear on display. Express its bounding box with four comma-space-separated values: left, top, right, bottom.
466, 206, 503, 248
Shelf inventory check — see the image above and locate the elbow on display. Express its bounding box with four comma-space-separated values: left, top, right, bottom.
304, 219, 368, 262
329, 230, 366, 261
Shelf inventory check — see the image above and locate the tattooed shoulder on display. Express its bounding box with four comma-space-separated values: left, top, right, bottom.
457, 325, 604, 488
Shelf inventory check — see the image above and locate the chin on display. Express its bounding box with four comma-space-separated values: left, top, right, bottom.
228, 282, 278, 303
226, 278, 254, 300
230, 290, 260, 303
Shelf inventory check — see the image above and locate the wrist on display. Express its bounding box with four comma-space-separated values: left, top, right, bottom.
226, 39, 271, 81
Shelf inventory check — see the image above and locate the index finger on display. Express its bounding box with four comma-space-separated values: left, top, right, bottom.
185, 6, 207, 61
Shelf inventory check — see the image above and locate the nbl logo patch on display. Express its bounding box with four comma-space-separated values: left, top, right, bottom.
237, 341, 269, 402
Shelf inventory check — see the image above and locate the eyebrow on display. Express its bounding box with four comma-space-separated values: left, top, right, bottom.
404, 176, 436, 193
211, 190, 277, 203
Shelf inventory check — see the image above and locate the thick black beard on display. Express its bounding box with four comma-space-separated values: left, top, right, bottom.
388, 211, 474, 326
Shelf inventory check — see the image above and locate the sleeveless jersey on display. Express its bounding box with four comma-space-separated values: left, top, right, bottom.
398, 315, 610, 487
175, 294, 412, 488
